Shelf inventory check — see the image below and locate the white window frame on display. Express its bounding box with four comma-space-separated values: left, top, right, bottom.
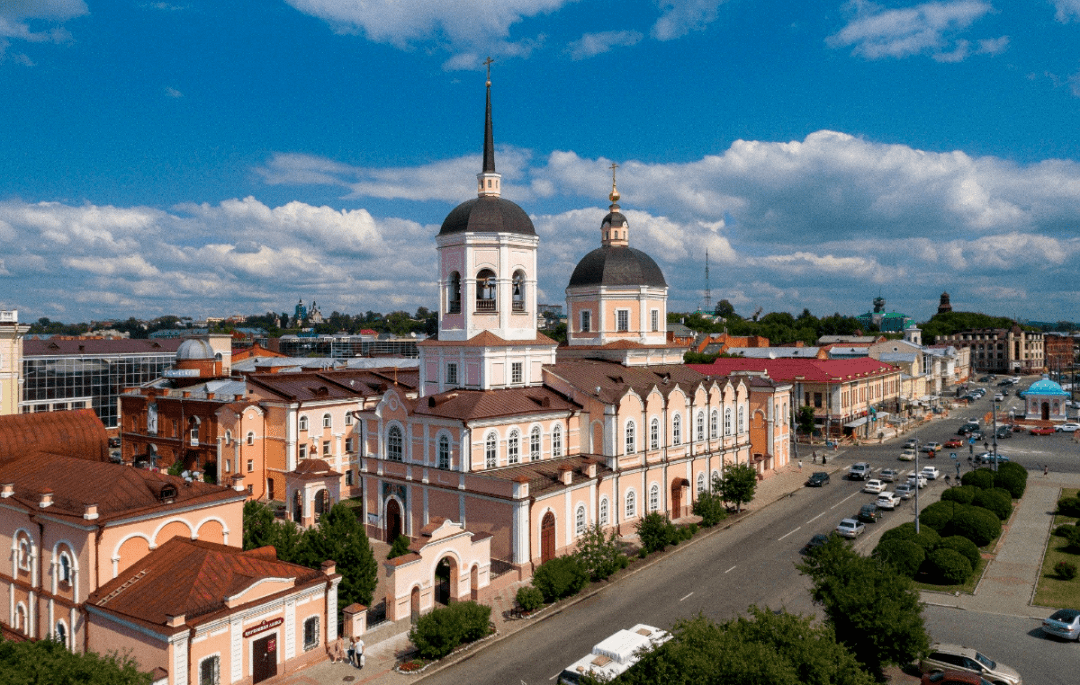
739, 406, 746, 433
511, 362, 523, 384
696, 411, 705, 442
651, 309, 659, 332
575, 505, 587, 537
580, 310, 591, 333
298, 415, 309, 431
672, 414, 682, 446
387, 425, 404, 462
530, 426, 541, 461
198, 654, 221, 685
697, 472, 706, 495
322, 414, 332, 429
485, 432, 498, 468
625, 420, 636, 455
649, 483, 660, 512
438, 435, 451, 469
446, 362, 458, 385
599, 497, 609, 526
625, 489, 637, 519
246, 431, 255, 445
710, 409, 718, 438
508, 429, 520, 464
303, 616, 320, 652
616, 309, 630, 332
650, 417, 659, 450
551, 424, 562, 457
724, 408, 732, 435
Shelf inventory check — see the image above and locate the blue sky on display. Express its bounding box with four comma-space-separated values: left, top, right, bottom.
2, 1, 1080, 326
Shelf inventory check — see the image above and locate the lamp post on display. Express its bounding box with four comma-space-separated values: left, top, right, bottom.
914, 422, 921, 533
991, 398, 1000, 473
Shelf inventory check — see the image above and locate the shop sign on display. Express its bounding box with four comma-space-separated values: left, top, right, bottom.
243, 617, 283, 638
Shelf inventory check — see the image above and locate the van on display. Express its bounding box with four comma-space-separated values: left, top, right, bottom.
558, 624, 671, 684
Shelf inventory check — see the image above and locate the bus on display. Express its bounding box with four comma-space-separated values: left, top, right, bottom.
557, 624, 671, 684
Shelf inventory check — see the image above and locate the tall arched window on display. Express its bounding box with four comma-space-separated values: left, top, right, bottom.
696, 411, 705, 442
476, 269, 497, 311
447, 271, 462, 313
55, 620, 67, 648
512, 270, 526, 312
59, 552, 72, 584
599, 497, 609, 526
575, 505, 587, 536
625, 490, 636, 519
710, 409, 718, 438
738, 406, 745, 433
485, 432, 498, 468
530, 426, 541, 461
672, 414, 682, 446
625, 420, 636, 454
649, 483, 660, 512
508, 430, 520, 464
322, 413, 332, 429
298, 415, 309, 431
246, 431, 255, 445
697, 472, 706, 495
724, 408, 732, 435
650, 418, 660, 450
438, 435, 450, 469
551, 424, 562, 457
387, 425, 403, 462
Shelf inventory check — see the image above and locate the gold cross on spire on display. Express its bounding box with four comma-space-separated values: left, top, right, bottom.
483, 56, 494, 84
609, 161, 620, 204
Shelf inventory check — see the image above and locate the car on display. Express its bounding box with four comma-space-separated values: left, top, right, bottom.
857, 503, 881, 523
1041, 608, 1080, 641
995, 426, 1012, 439
862, 479, 885, 494
919, 643, 1022, 685
899, 448, 917, 461
1056, 423, 1080, 433
806, 471, 830, 487
876, 492, 900, 510
958, 423, 980, 435
921, 466, 941, 480
1001, 388, 1010, 396
967, 430, 984, 441
836, 518, 864, 538
1029, 426, 1055, 435
907, 473, 928, 488
920, 670, 993, 685
879, 468, 898, 482
921, 442, 944, 453
994, 393, 1004, 402
974, 452, 1010, 465
945, 438, 964, 448
801, 532, 834, 555
959, 394, 976, 402
895, 483, 915, 500
903, 438, 918, 449
848, 462, 872, 480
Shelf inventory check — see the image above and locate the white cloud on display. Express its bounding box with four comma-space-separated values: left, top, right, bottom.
828, 0, 994, 61
568, 30, 642, 60
1052, 0, 1080, 22
651, 0, 729, 41
165, 87, 183, 98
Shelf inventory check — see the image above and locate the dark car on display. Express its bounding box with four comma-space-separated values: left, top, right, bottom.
857, 503, 881, 523
802, 533, 834, 555
995, 426, 1011, 439
806, 471, 830, 487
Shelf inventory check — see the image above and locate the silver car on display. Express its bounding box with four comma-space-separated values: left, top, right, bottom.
1042, 608, 1080, 641
836, 518, 864, 538
920, 643, 1022, 685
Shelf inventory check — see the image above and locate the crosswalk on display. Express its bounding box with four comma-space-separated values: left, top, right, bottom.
853, 465, 956, 482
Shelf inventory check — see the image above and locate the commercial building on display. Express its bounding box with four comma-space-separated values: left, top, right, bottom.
936, 326, 1045, 374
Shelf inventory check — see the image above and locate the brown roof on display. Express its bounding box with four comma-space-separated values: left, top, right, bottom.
0, 409, 109, 464
23, 338, 183, 357
0, 453, 243, 523
292, 458, 341, 479
88, 538, 325, 630
558, 340, 683, 350
481, 455, 611, 497
419, 331, 557, 347
248, 368, 418, 401
412, 386, 579, 422
545, 360, 722, 404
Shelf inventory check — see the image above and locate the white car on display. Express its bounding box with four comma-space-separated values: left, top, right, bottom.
862, 479, 885, 494
899, 448, 916, 461
920, 466, 940, 480
907, 473, 928, 488
836, 518, 865, 538
876, 492, 900, 510
994, 393, 1004, 401
1057, 423, 1080, 433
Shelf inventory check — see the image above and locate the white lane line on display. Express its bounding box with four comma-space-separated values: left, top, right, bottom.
778, 526, 801, 541
830, 491, 860, 510
680, 591, 694, 602
806, 510, 826, 524
551, 672, 561, 680
725, 565, 736, 573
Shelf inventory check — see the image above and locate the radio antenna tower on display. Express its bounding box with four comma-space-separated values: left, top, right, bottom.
703, 249, 712, 313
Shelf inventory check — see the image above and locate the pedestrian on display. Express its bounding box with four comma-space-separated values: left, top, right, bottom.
812, 450, 817, 464
798, 460, 803, 469
1045, 464, 1049, 478
352, 636, 365, 669
822, 454, 827, 465
328, 636, 346, 664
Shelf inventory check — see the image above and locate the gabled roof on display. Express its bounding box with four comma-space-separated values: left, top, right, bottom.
545, 359, 725, 405
0, 409, 109, 464
690, 357, 900, 383
248, 368, 418, 402
88, 538, 325, 631
412, 386, 579, 421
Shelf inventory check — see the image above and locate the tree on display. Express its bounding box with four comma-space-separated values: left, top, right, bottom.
242, 499, 306, 562
0, 636, 152, 685
798, 535, 930, 679
796, 405, 817, 436
691, 489, 727, 527
575, 523, 623, 581
610, 609, 875, 685
714, 464, 757, 513
387, 534, 412, 559
299, 503, 379, 612
636, 512, 677, 553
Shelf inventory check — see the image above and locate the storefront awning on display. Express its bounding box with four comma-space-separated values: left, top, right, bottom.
844, 417, 869, 428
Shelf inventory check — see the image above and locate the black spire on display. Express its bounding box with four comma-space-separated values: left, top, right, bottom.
482, 58, 495, 173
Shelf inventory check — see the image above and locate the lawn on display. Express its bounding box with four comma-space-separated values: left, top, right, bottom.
1034, 488, 1080, 610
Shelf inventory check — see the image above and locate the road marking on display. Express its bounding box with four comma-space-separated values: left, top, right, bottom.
550, 672, 561, 680
725, 565, 736, 573
806, 510, 826, 524
680, 591, 694, 602
830, 491, 859, 510
778, 526, 801, 541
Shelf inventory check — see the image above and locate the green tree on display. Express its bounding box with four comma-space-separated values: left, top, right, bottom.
300, 503, 379, 611
387, 534, 412, 559
715, 464, 757, 513
609, 609, 874, 685
575, 523, 623, 581
636, 512, 677, 553
0, 636, 152, 685
798, 535, 930, 679
691, 489, 727, 527
796, 405, 817, 436
242, 500, 306, 562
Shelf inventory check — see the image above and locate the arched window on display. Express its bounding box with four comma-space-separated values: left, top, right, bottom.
508, 430, 520, 464
387, 425, 403, 462
17, 538, 30, 572
293, 490, 303, 523
649, 483, 660, 512
696, 411, 705, 442
625, 490, 636, 519
712, 470, 720, 488
576, 505, 587, 536
512, 270, 526, 312
476, 268, 497, 311
710, 409, 718, 438
59, 551, 72, 584
14, 603, 26, 633
303, 616, 320, 651
672, 414, 681, 446
225, 430, 232, 445
738, 406, 745, 433
724, 408, 732, 435
246, 431, 255, 445
697, 472, 706, 495
322, 413, 332, 429
438, 435, 450, 469
199, 655, 220, 685
530, 426, 541, 461
625, 420, 636, 454
551, 424, 562, 457
298, 415, 309, 431
55, 620, 67, 649
599, 497, 609, 526
650, 418, 660, 450
447, 271, 462, 313
486, 432, 498, 468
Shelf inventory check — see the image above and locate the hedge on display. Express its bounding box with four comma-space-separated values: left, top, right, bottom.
531, 555, 589, 602
940, 485, 976, 505
938, 535, 981, 570
972, 488, 1012, 521
879, 521, 940, 550
1062, 526, 1080, 553
1058, 496, 1080, 518
515, 585, 544, 613
993, 463, 1028, 499
947, 505, 1002, 547
920, 500, 962, 532
872, 539, 925, 578
925, 548, 973, 585
961, 468, 995, 491
409, 601, 492, 660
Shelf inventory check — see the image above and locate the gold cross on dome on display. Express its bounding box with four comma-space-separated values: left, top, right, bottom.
610, 161, 619, 187
483, 56, 494, 82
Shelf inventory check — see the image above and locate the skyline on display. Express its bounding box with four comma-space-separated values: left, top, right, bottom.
2, 1, 1080, 324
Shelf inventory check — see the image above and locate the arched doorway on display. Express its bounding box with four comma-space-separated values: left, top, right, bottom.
434, 557, 457, 606
410, 586, 421, 624
541, 512, 556, 563
1042, 402, 1050, 421
293, 490, 302, 524
386, 499, 402, 543
671, 481, 683, 519
314, 489, 329, 522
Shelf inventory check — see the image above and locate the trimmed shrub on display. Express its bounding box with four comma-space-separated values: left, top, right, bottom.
515, 585, 544, 613
920, 500, 962, 532
961, 468, 995, 491
938, 536, 981, 570
1055, 561, 1079, 580
692, 490, 728, 527
947, 505, 1002, 547
879, 521, 940, 550
924, 548, 972, 585
972, 488, 1012, 521
531, 555, 588, 602
1058, 496, 1080, 518
1054, 522, 1079, 538
636, 512, 677, 554
1062, 526, 1080, 553
872, 539, 925, 578
408, 601, 492, 660
994, 463, 1028, 499
940, 485, 976, 505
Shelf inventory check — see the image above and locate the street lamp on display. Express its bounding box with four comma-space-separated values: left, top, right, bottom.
914, 421, 921, 533
991, 398, 1000, 473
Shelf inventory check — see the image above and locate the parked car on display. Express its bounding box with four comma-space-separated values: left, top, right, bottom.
801, 533, 835, 555
919, 643, 1022, 685
920, 670, 992, 685
836, 518, 864, 538
921, 442, 944, 453
994, 393, 1004, 401
899, 448, 917, 461
862, 479, 885, 494
945, 438, 964, 448
1029, 426, 1055, 435
1041, 608, 1080, 641
876, 492, 900, 510
907, 473, 928, 488
921, 466, 941, 480
848, 462, 872, 480
857, 503, 881, 523
806, 471, 830, 487
895, 483, 915, 500
1056, 423, 1080, 433
879, 468, 898, 482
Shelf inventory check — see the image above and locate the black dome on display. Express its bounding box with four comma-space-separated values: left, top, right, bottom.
568, 246, 667, 288
439, 196, 536, 237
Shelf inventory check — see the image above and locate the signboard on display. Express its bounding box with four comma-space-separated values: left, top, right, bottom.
243, 618, 283, 638
164, 369, 201, 378
367, 513, 379, 526
950, 452, 958, 460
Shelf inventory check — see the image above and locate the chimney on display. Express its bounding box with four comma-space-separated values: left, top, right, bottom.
558, 465, 573, 486
83, 503, 99, 520
0, 483, 13, 498
583, 461, 597, 478
231, 474, 246, 492
321, 560, 337, 576
38, 490, 53, 508
165, 613, 186, 628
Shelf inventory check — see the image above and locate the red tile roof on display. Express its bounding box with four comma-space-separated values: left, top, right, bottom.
688, 357, 899, 383
412, 386, 579, 421
0, 409, 109, 464
23, 338, 183, 356
248, 368, 418, 401
545, 360, 722, 404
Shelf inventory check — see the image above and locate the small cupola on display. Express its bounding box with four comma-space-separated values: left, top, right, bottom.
601, 162, 628, 247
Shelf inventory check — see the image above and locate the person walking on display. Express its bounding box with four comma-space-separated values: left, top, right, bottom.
812, 450, 818, 464
1045, 464, 1050, 478
328, 637, 346, 664
352, 636, 365, 669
